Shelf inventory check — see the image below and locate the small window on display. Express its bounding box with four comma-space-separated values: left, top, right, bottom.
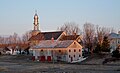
41, 50, 43, 51
74, 42, 76, 44
69, 50, 71, 52
59, 50, 61, 52
79, 49, 81, 52
74, 49, 76, 52
74, 55, 75, 57
69, 55, 71, 58
118, 41, 120, 43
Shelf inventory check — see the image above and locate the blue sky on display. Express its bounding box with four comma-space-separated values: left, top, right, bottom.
0, 0, 120, 35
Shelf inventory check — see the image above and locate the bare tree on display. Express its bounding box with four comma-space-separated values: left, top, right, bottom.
7, 33, 20, 44
58, 22, 81, 35
8, 35, 13, 44
0, 33, 21, 45
96, 26, 111, 44
22, 31, 32, 43
0, 36, 5, 44
94, 25, 112, 53
12, 33, 19, 44
83, 23, 95, 54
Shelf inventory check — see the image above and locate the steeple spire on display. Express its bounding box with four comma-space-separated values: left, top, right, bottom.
35, 10, 37, 14
31, 10, 40, 36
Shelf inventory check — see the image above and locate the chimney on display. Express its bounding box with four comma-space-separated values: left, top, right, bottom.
51, 37, 54, 43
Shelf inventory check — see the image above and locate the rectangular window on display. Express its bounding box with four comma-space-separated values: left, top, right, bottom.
59, 50, 61, 52
69, 50, 71, 52
74, 55, 75, 57
69, 55, 71, 58
74, 49, 76, 52
79, 49, 81, 52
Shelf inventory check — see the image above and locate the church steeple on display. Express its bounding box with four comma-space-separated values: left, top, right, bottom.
31, 10, 40, 36
33, 10, 39, 31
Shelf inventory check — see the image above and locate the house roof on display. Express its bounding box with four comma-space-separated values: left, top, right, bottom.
0, 44, 8, 48
0, 43, 29, 50
29, 31, 64, 41
59, 35, 79, 41
32, 40, 74, 49
109, 33, 120, 39
55, 40, 74, 48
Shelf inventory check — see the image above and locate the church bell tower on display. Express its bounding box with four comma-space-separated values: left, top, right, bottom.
33, 10, 39, 31
32, 10, 40, 36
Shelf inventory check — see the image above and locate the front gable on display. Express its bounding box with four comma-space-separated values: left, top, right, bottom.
57, 31, 66, 41
68, 41, 82, 48
76, 35, 82, 42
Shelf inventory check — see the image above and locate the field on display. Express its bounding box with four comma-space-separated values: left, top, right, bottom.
0, 55, 120, 73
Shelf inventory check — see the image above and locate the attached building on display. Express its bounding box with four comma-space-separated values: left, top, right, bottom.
31, 40, 82, 62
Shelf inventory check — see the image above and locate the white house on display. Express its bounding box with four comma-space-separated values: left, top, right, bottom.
109, 32, 120, 53
30, 40, 83, 62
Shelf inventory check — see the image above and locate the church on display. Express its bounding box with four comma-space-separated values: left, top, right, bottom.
30, 12, 83, 63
